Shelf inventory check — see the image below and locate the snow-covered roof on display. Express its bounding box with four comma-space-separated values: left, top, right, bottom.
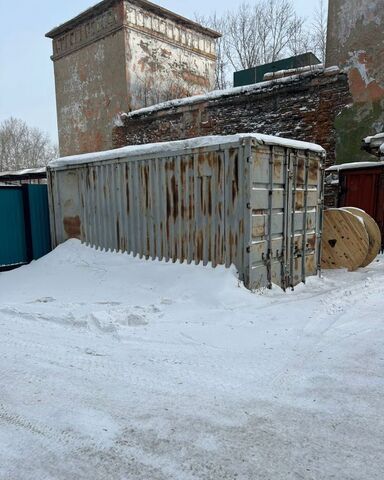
120, 66, 340, 121
326, 161, 384, 172
0, 167, 46, 178
49, 134, 325, 169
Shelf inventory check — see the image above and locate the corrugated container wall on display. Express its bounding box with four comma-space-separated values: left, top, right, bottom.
47, 135, 325, 290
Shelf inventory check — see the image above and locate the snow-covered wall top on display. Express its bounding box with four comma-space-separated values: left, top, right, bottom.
121, 66, 339, 120
49, 134, 325, 169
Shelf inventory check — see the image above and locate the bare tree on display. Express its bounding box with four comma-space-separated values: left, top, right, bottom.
224, 3, 260, 71
311, 0, 328, 63
287, 14, 312, 58
195, 0, 326, 90
195, 13, 230, 90
0, 117, 58, 172
224, 0, 307, 71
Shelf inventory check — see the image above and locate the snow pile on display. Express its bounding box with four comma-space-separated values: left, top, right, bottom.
49, 133, 324, 169
0, 240, 384, 479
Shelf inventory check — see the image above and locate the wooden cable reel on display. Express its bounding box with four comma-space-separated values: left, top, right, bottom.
321, 209, 369, 271
321, 208, 381, 271
342, 207, 381, 268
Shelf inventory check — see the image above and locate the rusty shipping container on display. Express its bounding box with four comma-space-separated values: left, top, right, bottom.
47, 134, 325, 290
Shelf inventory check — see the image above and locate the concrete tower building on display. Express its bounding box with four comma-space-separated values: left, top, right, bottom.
46, 0, 220, 157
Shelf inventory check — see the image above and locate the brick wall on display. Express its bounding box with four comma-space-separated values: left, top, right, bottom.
114, 69, 351, 167
113, 68, 352, 206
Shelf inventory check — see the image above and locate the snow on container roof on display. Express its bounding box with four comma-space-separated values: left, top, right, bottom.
121, 66, 340, 120
49, 134, 325, 170
326, 161, 384, 172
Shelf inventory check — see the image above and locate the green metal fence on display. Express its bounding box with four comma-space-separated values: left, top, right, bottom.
233, 52, 321, 87
0, 184, 51, 270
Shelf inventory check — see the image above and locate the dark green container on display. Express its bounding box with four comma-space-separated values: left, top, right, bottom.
233, 52, 321, 87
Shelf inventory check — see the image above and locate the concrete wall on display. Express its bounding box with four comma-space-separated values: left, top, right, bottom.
125, 2, 216, 110
326, 0, 384, 163
47, 0, 218, 157
53, 30, 129, 157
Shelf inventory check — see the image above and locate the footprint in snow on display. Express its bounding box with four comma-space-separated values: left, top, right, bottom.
118, 313, 148, 327
161, 298, 173, 305
31, 297, 56, 304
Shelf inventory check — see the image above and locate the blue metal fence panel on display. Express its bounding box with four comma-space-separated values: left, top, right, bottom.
27, 185, 52, 260
0, 187, 28, 267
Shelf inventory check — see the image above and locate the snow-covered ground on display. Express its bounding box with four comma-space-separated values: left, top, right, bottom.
0, 240, 383, 479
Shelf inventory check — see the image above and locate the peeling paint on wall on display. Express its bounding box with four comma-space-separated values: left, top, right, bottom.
326, 0, 384, 164
337, 0, 382, 45
347, 50, 384, 103
125, 2, 216, 110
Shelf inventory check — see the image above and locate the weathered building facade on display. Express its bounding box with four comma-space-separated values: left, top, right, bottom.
326, 0, 384, 163
46, 0, 219, 157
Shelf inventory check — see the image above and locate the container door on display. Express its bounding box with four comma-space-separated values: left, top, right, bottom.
249, 147, 322, 290
0, 187, 28, 268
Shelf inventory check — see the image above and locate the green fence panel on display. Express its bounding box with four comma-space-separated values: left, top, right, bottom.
0, 187, 28, 267
26, 184, 52, 260
233, 52, 321, 87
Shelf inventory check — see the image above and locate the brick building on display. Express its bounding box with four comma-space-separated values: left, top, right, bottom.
46, 0, 220, 157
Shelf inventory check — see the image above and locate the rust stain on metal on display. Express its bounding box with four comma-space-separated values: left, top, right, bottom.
309, 160, 318, 183
295, 191, 304, 210
307, 235, 316, 250
116, 219, 120, 248
274, 160, 282, 178
63, 216, 81, 238
296, 159, 305, 184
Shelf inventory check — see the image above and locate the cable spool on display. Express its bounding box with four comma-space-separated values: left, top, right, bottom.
341, 207, 381, 268
321, 209, 369, 271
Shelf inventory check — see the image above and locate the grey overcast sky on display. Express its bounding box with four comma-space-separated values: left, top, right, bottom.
0, 0, 320, 143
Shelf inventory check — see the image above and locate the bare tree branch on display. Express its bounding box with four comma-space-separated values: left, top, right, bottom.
195, 12, 230, 90
0, 117, 58, 171
196, 0, 325, 90
311, 0, 328, 63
